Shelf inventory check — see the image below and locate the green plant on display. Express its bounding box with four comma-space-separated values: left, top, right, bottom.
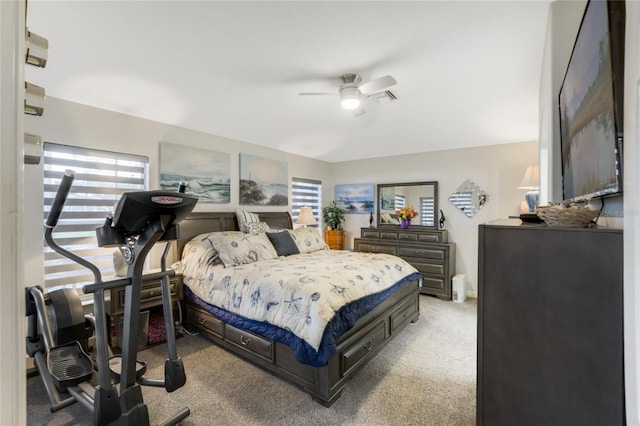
323, 201, 345, 230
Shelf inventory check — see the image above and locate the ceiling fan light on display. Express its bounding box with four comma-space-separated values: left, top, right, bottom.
340, 86, 361, 110
341, 97, 360, 110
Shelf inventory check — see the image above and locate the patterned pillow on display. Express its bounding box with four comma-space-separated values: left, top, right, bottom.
235, 209, 260, 231
180, 232, 222, 267
208, 231, 278, 267
242, 221, 271, 235
287, 227, 329, 254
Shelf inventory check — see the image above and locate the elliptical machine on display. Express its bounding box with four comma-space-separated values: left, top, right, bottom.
26, 170, 197, 425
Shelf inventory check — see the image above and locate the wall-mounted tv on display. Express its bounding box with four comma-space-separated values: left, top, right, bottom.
558, 0, 624, 203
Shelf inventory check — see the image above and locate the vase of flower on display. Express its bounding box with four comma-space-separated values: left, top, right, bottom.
395, 206, 418, 229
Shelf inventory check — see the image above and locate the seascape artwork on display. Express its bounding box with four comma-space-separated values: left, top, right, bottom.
334, 183, 374, 214
159, 142, 230, 203
239, 153, 288, 206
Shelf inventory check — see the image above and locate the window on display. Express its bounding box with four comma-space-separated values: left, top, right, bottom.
291, 177, 321, 227
395, 195, 406, 210
43, 143, 149, 291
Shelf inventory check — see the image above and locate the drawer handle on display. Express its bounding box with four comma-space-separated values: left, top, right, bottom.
415, 250, 426, 256
363, 339, 373, 352
240, 335, 251, 346
198, 318, 207, 326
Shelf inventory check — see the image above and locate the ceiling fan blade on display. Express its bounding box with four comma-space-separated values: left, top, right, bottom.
358, 75, 396, 95
298, 92, 337, 96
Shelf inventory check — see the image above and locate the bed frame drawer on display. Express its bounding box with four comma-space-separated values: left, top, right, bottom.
341, 321, 387, 376
186, 305, 224, 338
390, 295, 419, 334
226, 324, 274, 362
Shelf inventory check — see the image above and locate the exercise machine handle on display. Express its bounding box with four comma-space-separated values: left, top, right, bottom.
46, 169, 75, 228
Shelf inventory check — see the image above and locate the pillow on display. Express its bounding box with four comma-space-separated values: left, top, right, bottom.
208, 231, 278, 267
266, 231, 300, 257
181, 232, 223, 267
235, 209, 260, 232
242, 221, 271, 235
287, 227, 329, 254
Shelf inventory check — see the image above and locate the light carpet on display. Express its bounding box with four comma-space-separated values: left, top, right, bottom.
27, 296, 477, 425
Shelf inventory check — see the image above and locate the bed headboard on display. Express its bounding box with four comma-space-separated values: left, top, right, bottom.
175, 211, 293, 257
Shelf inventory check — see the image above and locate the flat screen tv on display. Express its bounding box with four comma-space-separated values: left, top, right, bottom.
558, 0, 624, 203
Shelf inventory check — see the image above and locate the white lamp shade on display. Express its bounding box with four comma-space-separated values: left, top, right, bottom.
518, 165, 540, 190
296, 206, 317, 226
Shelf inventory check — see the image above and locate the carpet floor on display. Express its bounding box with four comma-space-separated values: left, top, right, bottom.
27, 295, 477, 425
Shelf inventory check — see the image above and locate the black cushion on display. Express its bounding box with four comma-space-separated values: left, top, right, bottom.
266, 231, 300, 256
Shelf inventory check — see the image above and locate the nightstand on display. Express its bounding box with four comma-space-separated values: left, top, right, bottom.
105, 273, 183, 349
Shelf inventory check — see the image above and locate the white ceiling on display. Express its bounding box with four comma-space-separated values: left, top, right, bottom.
26, 1, 552, 163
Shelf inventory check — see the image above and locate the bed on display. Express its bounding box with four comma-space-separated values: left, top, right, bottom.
174, 212, 422, 406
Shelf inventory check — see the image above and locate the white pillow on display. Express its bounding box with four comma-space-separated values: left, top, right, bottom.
287, 227, 329, 254
235, 209, 260, 232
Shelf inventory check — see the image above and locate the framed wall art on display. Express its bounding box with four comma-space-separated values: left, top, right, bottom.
239, 153, 288, 206
159, 142, 230, 203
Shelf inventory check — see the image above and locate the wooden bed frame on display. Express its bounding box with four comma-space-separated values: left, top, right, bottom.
175, 212, 421, 406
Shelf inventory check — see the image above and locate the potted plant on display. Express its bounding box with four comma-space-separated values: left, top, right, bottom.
323, 201, 345, 230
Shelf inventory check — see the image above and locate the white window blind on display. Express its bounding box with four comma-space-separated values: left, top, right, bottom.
420, 197, 435, 226
291, 177, 321, 228
43, 143, 149, 291
395, 195, 406, 210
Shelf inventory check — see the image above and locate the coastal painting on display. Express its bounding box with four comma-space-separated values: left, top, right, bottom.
239, 153, 288, 206
334, 183, 374, 214
159, 142, 230, 203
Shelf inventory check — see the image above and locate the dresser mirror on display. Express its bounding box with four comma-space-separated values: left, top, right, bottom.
377, 181, 438, 229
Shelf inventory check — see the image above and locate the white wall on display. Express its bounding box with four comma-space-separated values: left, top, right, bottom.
24, 97, 332, 285
327, 141, 539, 297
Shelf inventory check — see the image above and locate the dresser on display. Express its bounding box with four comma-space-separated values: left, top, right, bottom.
353, 226, 455, 299
477, 222, 623, 425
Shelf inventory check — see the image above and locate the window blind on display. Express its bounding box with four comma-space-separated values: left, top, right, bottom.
43, 143, 149, 291
291, 177, 321, 228
420, 197, 435, 226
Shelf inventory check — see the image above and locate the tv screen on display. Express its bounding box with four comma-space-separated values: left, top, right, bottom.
558, 0, 624, 203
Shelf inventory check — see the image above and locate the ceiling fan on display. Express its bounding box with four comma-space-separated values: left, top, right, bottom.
299, 73, 397, 116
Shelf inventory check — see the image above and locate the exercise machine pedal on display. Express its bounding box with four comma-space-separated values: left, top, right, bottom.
48, 341, 93, 390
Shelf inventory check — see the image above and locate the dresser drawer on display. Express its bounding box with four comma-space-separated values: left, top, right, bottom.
422, 276, 446, 291
355, 242, 397, 255
379, 231, 399, 240
397, 246, 445, 261
398, 233, 418, 242
225, 324, 274, 362
186, 305, 224, 338
406, 259, 445, 275
361, 229, 380, 239
418, 233, 442, 243
341, 321, 387, 376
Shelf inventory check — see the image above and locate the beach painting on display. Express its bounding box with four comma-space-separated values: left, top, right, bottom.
239, 153, 288, 206
159, 142, 230, 203
334, 183, 374, 214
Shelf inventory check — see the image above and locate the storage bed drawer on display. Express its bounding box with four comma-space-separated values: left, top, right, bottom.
226, 324, 274, 362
